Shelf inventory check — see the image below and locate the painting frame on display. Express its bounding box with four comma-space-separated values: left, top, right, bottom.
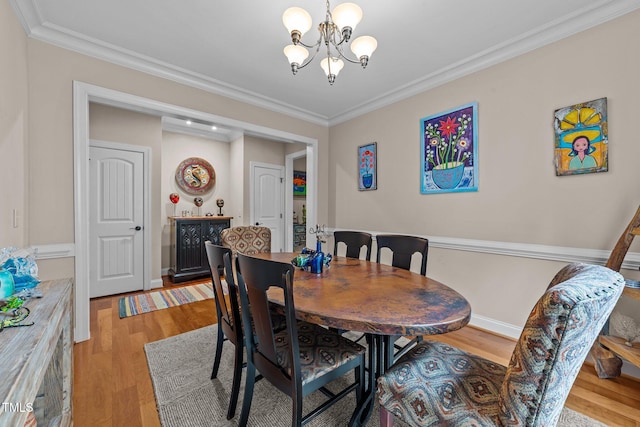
293, 170, 306, 196
553, 97, 608, 176
358, 142, 377, 191
420, 102, 478, 194
175, 157, 216, 195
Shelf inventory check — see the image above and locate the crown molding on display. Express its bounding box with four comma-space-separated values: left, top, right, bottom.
8, 0, 42, 35
328, 0, 640, 125
11, 0, 640, 128
20, 19, 331, 127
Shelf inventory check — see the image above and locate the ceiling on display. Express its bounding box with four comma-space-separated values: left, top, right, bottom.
10, 0, 640, 126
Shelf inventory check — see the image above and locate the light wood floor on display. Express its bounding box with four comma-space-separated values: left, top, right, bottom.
73, 278, 640, 426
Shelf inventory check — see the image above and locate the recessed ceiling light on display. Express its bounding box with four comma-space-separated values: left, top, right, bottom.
211, 125, 217, 130
186, 120, 192, 125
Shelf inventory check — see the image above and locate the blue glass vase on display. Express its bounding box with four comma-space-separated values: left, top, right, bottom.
0, 269, 15, 299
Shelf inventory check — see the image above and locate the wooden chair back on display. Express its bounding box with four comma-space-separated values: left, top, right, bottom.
333, 231, 373, 260
205, 242, 241, 345
375, 234, 429, 275
235, 253, 298, 393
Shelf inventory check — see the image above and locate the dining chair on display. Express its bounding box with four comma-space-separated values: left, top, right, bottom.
332, 231, 373, 340
377, 262, 624, 427
204, 242, 244, 420
333, 230, 373, 260
375, 234, 430, 362
220, 225, 271, 256
235, 252, 366, 427
375, 234, 429, 275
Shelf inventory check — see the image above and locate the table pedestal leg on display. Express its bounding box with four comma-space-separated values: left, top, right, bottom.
349, 334, 386, 426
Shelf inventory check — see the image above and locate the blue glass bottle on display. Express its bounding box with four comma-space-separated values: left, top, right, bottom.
310, 239, 324, 274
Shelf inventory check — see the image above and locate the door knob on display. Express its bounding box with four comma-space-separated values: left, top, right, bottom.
130, 226, 142, 231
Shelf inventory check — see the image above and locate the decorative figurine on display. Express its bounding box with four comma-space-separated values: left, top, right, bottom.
309, 224, 329, 274
169, 193, 180, 216
194, 197, 203, 216
216, 198, 225, 216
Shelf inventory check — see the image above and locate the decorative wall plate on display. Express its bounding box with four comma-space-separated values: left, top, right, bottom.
175, 157, 215, 195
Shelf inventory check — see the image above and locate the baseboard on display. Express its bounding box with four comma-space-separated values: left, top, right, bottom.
469, 313, 522, 340
150, 278, 163, 289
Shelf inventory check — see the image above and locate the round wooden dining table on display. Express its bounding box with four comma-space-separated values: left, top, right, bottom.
255, 252, 472, 426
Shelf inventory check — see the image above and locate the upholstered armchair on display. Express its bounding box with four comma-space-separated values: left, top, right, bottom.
220, 226, 271, 256
377, 263, 624, 427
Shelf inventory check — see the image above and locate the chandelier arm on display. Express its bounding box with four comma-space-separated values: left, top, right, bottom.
296, 42, 323, 70
331, 42, 361, 64
297, 39, 321, 49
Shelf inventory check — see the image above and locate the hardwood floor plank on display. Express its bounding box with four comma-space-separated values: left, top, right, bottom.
566, 385, 640, 427
73, 277, 640, 427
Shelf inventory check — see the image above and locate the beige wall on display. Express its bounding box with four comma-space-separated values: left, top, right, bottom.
18, 33, 327, 281
161, 131, 232, 218
161, 131, 232, 269
229, 137, 245, 223
0, 0, 28, 248
241, 135, 287, 224
89, 103, 163, 279
329, 10, 640, 328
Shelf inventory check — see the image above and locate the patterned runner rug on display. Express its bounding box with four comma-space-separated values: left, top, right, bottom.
144, 325, 607, 427
118, 283, 214, 318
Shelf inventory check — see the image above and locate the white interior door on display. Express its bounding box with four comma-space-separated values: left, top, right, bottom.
252, 162, 285, 252
89, 145, 144, 297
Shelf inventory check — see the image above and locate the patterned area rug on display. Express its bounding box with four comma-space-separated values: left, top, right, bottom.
118, 283, 215, 318
144, 325, 606, 427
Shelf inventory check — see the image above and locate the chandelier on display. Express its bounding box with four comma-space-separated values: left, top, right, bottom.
282, 1, 378, 85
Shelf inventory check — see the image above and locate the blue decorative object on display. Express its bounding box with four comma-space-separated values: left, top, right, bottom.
292, 225, 332, 273
0, 269, 15, 300
310, 239, 324, 274
0, 247, 40, 292
292, 254, 311, 269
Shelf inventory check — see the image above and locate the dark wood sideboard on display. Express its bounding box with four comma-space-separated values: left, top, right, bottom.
168, 216, 232, 282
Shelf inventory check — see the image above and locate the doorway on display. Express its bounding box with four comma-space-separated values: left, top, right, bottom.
285, 149, 308, 252
73, 81, 318, 342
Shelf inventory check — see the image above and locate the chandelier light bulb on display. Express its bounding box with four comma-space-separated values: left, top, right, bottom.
350, 35, 377, 67
332, 3, 362, 32
320, 57, 344, 84
282, 7, 313, 42
284, 44, 310, 73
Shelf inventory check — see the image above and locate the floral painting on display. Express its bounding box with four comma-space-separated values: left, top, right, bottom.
293, 170, 306, 196
421, 102, 478, 194
554, 97, 608, 176
358, 142, 377, 191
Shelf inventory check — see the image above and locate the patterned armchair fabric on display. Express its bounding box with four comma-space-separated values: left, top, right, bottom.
220, 226, 271, 256
377, 263, 624, 427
